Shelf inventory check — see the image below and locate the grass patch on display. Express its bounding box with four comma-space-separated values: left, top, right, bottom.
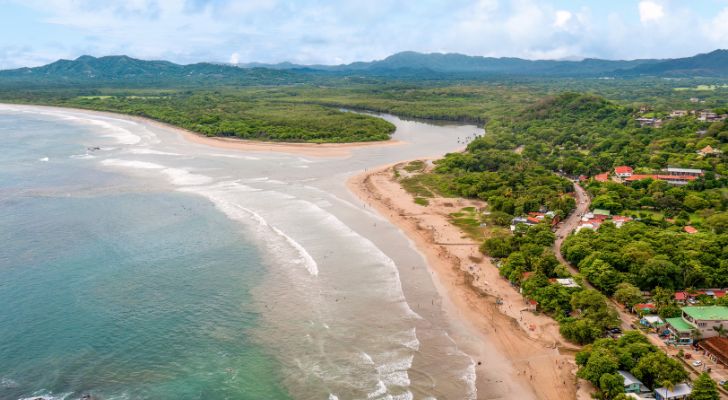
449, 207, 486, 240
414, 197, 429, 206
403, 160, 426, 173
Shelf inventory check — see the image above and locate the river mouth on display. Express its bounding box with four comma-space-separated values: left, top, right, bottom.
0, 104, 485, 399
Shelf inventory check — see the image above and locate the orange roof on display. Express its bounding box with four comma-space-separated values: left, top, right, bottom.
625, 174, 697, 182
594, 173, 609, 182
684, 226, 698, 234
614, 166, 633, 174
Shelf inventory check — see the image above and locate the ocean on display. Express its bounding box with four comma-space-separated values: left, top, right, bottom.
0, 105, 483, 399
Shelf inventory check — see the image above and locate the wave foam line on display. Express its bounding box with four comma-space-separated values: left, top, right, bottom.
179, 183, 319, 277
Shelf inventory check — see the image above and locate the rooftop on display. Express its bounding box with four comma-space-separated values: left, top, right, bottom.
698, 337, 728, 363
683, 306, 728, 321
618, 370, 643, 387
665, 167, 703, 174
654, 383, 691, 398
666, 317, 693, 332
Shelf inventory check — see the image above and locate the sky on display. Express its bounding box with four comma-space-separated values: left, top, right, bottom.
1, 0, 727, 69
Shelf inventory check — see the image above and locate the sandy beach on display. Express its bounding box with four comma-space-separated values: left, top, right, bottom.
3, 103, 582, 398
3, 103, 404, 158
347, 162, 581, 400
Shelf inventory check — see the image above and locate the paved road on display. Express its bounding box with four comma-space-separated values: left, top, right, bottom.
553, 182, 590, 277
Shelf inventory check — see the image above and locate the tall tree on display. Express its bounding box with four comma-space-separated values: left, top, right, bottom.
689, 373, 720, 400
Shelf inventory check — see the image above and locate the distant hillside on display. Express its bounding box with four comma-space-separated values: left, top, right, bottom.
0, 55, 305, 87
237, 50, 728, 78
2, 50, 728, 88
620, 49, 728, 77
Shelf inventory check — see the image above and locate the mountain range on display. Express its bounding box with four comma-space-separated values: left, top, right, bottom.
1, 49, 727, 87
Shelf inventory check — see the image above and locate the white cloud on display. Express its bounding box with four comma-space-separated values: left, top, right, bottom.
639, 1, 665, 23
554, 10, 572, 28
703, 8, 728, 43
0, 0, 725, 68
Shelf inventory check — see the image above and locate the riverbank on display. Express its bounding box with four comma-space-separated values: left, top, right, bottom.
0, 103, 404, 158
348, 162, 581, 400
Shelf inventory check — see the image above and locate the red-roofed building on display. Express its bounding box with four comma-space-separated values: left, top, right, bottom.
614, 166, 633, 178
698, 337, 728, 367
675, 291, 687, 304
684, 226, 698, 234
625, 174, 697, 186
594, 173, 609, 182
612, 215, 633, 228
633, 303, 656, 314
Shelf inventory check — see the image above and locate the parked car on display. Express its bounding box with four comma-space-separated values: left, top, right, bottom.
692, 360, 702, 367
719, 380, 726, 387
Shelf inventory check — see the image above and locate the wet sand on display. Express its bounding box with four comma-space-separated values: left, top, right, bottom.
347, 163, 581, 400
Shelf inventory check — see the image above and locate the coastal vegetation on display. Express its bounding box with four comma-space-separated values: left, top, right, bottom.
391, 91, 726, 348
575, 332, 688, 398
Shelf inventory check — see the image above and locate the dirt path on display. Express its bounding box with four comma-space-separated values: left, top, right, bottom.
553, 182, 589, 276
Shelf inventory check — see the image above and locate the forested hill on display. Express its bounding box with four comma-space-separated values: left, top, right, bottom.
621, 49, 728, 77
0, 55, 305, 87
3, 49, 728, 88
237, 49, 728, 78
480, 92, 727, 176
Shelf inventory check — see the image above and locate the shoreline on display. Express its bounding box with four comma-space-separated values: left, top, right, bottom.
347, 163, 581, 400
3, 102, 580, 397
0, 103, 404, 158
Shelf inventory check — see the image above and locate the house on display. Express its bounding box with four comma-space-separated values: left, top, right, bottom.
633, 303, 657, 314
640, 315, 665, 329
526, 299, 538, 312
528, 211, 559, 227
675, 291, 688, 304
670, 110, 688, 118
555, 278, 580, 288
654, 383, 692, 400
684, 226, 698, 234
690, 97, 700, 103
664, 167, 703, 177
698, 111, 719, 122
681, 306, 728, 339
666, 317, 694, 345
625, 174, 698, 186
618, 370, 646, 394
636, 117, 662, 128
594, 172, 610, 182
697, 145, 722, 157
698, 337, 728, 367
510, 216, 536, 231
612, 215, 633, 228
615, 166, 634, 178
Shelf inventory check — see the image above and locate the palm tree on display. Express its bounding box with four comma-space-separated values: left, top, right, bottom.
691, 328, 703, 343
713, 324, 727, 338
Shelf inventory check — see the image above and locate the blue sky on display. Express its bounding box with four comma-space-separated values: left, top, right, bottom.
1, 0, 727, 69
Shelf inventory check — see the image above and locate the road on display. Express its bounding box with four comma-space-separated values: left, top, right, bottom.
553, 182, 590, 277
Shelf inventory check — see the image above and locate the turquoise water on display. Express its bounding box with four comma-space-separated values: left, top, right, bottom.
0, 106, 495, 399
0, 115, 290, 399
